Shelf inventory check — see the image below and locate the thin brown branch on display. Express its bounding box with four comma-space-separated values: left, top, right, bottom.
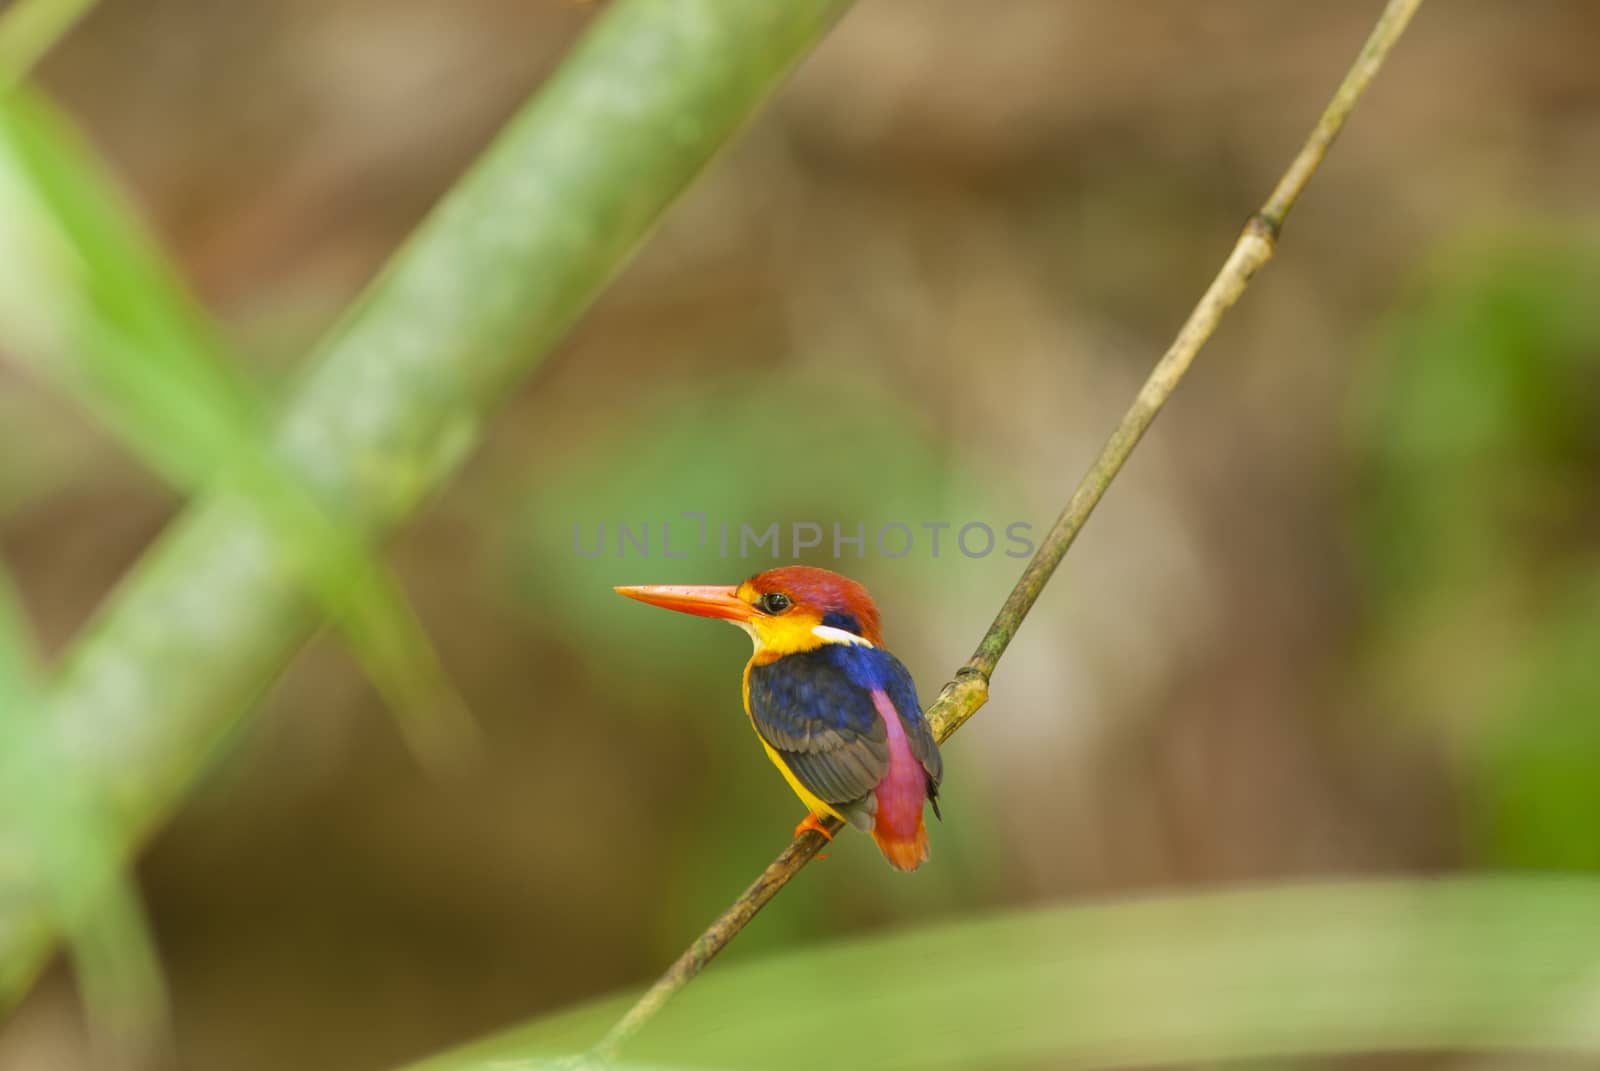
592, 0, 1425, 1060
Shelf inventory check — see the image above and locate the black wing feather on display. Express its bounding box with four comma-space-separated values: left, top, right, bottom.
747, 648, 888, 807
747, 644, 941, 816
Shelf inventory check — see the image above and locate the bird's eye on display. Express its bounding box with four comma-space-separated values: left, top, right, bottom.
759, 592, 792, 615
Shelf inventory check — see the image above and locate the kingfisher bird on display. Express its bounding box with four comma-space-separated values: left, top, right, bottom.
615, 566, 943, 871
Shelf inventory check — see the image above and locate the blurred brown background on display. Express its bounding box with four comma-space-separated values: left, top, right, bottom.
2, 1, 1599, 1068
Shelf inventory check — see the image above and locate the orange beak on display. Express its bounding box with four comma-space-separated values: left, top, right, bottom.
614, 584, 754, 622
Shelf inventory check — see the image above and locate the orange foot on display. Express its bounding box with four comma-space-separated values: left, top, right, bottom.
794, 813, 835, 840
794, 814, 834, 857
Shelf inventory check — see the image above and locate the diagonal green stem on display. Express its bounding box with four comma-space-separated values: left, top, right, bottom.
954, 0, 1426, 709
0, 0, 854, 1010
0, 0, 97, 89
591, 0, 1427, 1060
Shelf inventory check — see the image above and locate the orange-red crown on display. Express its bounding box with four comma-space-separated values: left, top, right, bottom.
740, 565, 882, 645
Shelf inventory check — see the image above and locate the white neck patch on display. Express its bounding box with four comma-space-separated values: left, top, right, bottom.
811, 625, 874, 648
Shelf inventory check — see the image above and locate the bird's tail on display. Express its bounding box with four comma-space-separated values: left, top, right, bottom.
872, 813, 929, 872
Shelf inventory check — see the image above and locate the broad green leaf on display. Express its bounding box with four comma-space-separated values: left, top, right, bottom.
0, 89, 476, 769
408, 877, 1600, 1071
0, 0, 858, 1014
0, 566, 166, 1043
0, 0, 96, 89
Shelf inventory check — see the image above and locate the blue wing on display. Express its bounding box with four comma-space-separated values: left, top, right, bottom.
746, 645, 941, 826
